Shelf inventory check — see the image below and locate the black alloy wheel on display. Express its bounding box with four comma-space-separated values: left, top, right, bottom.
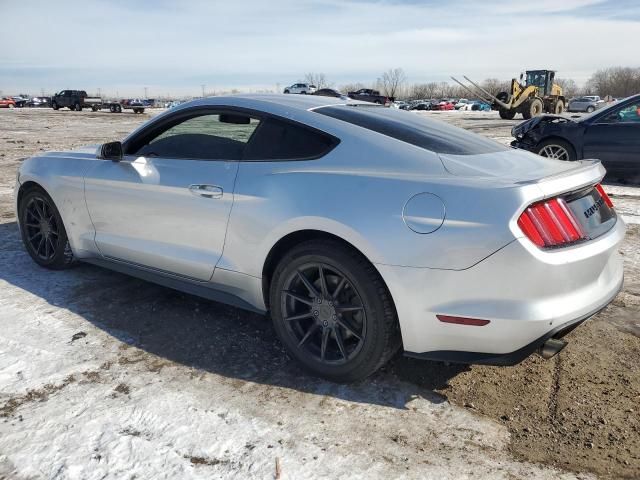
19, 188, 75, 269
281, 262, 367, 365
23, 195, 59, 262
270, 240, 400, 382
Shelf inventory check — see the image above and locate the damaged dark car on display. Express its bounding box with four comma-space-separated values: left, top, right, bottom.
511, 94, 640, 182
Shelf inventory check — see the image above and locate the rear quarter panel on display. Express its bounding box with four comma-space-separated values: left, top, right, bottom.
219, 132, 536, 280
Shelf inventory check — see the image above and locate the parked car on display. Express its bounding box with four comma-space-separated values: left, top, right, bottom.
454, 99, 470, 110
511, 94, 640, 181
437, 100, 455, 111
26, 96, 51, 108
347, 88, 393, 105
313, 88, 345, 98
458, 100, 483, 111
283, 83, 317, 94
0, 97, 16, 108
15, 94, 624, 382
567, 96, 604, 113
52, 90, 102, 111
12, 96, 28, 108
472, 101, 491, 111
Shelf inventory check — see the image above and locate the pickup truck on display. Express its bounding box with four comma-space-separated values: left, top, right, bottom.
51, 90, 102, 111
347, 88, 394, 105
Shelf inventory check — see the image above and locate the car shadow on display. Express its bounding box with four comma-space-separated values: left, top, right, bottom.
0, 221, 468, 409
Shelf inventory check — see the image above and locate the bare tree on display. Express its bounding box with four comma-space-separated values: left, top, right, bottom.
555, 78, 579, 98
586, 67, 640, 97
304, 73, 329, 89
480, 78, 510, 96
377, 68, 407, 98
340, 82, 367, 94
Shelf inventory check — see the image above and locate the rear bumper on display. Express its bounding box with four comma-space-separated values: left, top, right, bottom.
404, 275, 622, 365
376, 217, 626, 360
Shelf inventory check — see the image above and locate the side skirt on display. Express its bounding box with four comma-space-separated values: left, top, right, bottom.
82, 257, 267, 314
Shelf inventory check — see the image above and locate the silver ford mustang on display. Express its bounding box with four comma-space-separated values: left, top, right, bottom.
14, 95, 625, 382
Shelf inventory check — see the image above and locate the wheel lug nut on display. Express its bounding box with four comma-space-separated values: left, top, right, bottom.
313, 311, 319, 316
332, 314, 336, 320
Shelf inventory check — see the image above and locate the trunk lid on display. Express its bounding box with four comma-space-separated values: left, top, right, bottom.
438, 148, 587, 182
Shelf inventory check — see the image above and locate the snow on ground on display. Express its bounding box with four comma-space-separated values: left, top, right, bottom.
603, 184, 640, 225
0, 222, 590, 479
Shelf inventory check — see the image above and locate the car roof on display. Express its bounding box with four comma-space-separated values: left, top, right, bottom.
178, 94, 367, 112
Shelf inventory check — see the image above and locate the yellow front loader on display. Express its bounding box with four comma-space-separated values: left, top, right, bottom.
452, 70, 566, 120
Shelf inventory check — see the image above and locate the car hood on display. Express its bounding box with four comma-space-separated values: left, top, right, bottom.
439, 147, 587, 182
511, 114, 576, 138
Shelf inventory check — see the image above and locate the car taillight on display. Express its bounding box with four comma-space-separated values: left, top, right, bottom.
517, 197, 586, 248
595, 184, 614, 208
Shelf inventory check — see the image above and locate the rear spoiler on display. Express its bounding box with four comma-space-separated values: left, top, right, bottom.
517, 160, 605, 199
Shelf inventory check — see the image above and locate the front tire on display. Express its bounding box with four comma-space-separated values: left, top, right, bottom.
586, 105, 595, 113
536, 138, 576, 161
75, 102, 82, 112
270, 240, 400, 382
52, 102, 59, 110
19, 188, 75, 269
554, 100, 565, 114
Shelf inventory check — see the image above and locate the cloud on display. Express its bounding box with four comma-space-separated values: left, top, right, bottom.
0, 0, 638, 96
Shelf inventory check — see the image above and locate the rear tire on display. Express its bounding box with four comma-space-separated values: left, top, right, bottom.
536, 138, 576, 161
499, 108, 516, 119
554, 100, 565, 114
19, 187, 75, 270
586, 105, 595, 113
75, 102, 82, 112
284, 90, 290, 94
116, 105, 122, 113
52, 102, 59, 110
269, 239, 401, 383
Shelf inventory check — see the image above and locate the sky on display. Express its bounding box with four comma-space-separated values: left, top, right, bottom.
0, 0, 639, 98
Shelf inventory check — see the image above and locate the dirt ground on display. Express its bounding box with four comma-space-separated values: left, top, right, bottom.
0, 107, 638, 479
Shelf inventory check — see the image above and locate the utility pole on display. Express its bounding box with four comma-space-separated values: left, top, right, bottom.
97, 87, 101, 97
144, 86, 148, 99
201, 84, 206, 98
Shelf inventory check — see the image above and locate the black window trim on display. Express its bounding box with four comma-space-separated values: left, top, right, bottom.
123, 105, 340, 163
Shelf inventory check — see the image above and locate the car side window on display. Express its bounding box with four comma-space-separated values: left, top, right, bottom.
617, 102, 640, 123
135, 113, 260, 160
599, 102, 640, 124
243, 117, 337, 161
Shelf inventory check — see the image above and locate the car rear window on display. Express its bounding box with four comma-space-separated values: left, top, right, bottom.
243, 117, 337, 160
315, 105, 507, 155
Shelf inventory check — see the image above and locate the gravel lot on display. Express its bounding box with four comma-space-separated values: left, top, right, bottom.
0, 107, 638, 479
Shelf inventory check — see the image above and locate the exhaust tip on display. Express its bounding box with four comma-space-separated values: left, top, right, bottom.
539, 338, 568, 360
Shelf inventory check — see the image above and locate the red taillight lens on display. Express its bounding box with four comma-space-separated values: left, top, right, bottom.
518, 197, 585, 248
595, 184, 614, 208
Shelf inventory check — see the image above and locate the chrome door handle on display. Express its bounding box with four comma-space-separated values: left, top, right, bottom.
189, 184, 223, 199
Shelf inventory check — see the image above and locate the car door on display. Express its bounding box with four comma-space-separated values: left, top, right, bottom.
583, 99, 640, 177
83, 109, 260, 281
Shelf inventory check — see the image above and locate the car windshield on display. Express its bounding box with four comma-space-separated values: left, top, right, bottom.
315, 105, 507, 155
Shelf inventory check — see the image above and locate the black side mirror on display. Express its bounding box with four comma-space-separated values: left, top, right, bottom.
100, 141, 123, 161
